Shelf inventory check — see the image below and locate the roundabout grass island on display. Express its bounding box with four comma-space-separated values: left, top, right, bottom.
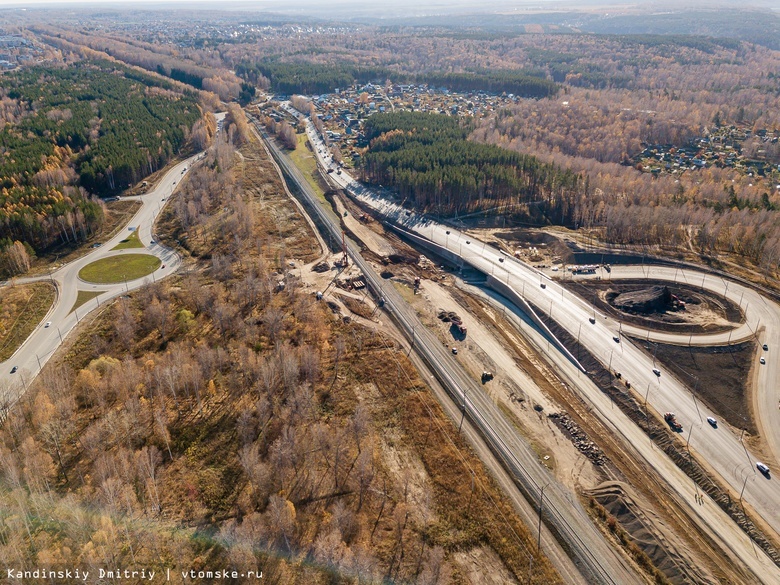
78, 254, 162, 284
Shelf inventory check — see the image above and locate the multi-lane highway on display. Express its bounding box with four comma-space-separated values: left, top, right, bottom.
260, 116, 645, 585
431, 232, 780, 530
293, 111, 780, 579
305, 119, 780, 519
0, 115, 223, 408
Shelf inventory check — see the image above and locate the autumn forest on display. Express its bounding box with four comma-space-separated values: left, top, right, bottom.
5, 7, 780, 583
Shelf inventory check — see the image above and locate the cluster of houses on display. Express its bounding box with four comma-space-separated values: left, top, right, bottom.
632, 125, 780, 181
259, 83, 525, 166
0, 35, 44, 70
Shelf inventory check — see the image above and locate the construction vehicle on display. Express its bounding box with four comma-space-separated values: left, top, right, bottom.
664, 412, 683, 432
451, 317, 467, 337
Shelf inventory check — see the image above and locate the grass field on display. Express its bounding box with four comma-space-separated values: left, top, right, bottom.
78, 254, 161, 284
70, 290, 103, 314
112, 230, 144, 250
288, 133, 327, 201
0, 282, 56, 362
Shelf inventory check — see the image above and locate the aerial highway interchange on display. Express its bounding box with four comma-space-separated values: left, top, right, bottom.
4, 103, 780, 583
300, 109, 780, 582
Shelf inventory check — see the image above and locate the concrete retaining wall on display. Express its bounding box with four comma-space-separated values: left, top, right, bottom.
386, 223, 463, 266
486, 274, 586, 372
389, 223, 586, 373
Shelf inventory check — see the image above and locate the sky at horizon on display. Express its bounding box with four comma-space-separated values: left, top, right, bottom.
0, 0, 778, 19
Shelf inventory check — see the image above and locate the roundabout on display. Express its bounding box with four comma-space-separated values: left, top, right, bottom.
78, 253, 162, 284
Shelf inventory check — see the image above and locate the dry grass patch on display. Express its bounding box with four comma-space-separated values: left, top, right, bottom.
342, 327, 564, 584
0, 282, 55, 361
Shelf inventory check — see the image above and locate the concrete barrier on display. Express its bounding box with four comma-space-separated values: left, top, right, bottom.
389, 223, 586, 373
385, 223, 463, 266
486, 275, 586, 372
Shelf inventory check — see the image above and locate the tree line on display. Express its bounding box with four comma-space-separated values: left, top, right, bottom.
34, 25, 246, 102
0, 60, 203, 263
237, 61, 390, 95
237, 60, 558, 98
360, 112, 580, 224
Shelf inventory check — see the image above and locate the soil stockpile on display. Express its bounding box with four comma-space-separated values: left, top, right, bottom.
611, 285, 671, 313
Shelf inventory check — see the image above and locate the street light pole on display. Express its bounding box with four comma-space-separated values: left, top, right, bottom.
691, 378, 702, 423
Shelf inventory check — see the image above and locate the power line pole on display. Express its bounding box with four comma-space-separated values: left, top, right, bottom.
537, 484, 549, 553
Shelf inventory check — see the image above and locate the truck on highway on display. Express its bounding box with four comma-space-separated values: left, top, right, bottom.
571, 264, 598, 275
664, 412, 683, 432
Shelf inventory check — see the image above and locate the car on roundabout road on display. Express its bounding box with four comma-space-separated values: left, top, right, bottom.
45, 321, 51, 328
707, 417, 718, 427
10, 366, 17, 374
763, 344, 769, 351
757, 462, 771, 476
652, 368, 661, 376
760, 357, 766, 365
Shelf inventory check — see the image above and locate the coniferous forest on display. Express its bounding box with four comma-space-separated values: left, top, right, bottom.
360, 112, 580, 224
0, 60, 202, 254
238, 60, 558, 99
